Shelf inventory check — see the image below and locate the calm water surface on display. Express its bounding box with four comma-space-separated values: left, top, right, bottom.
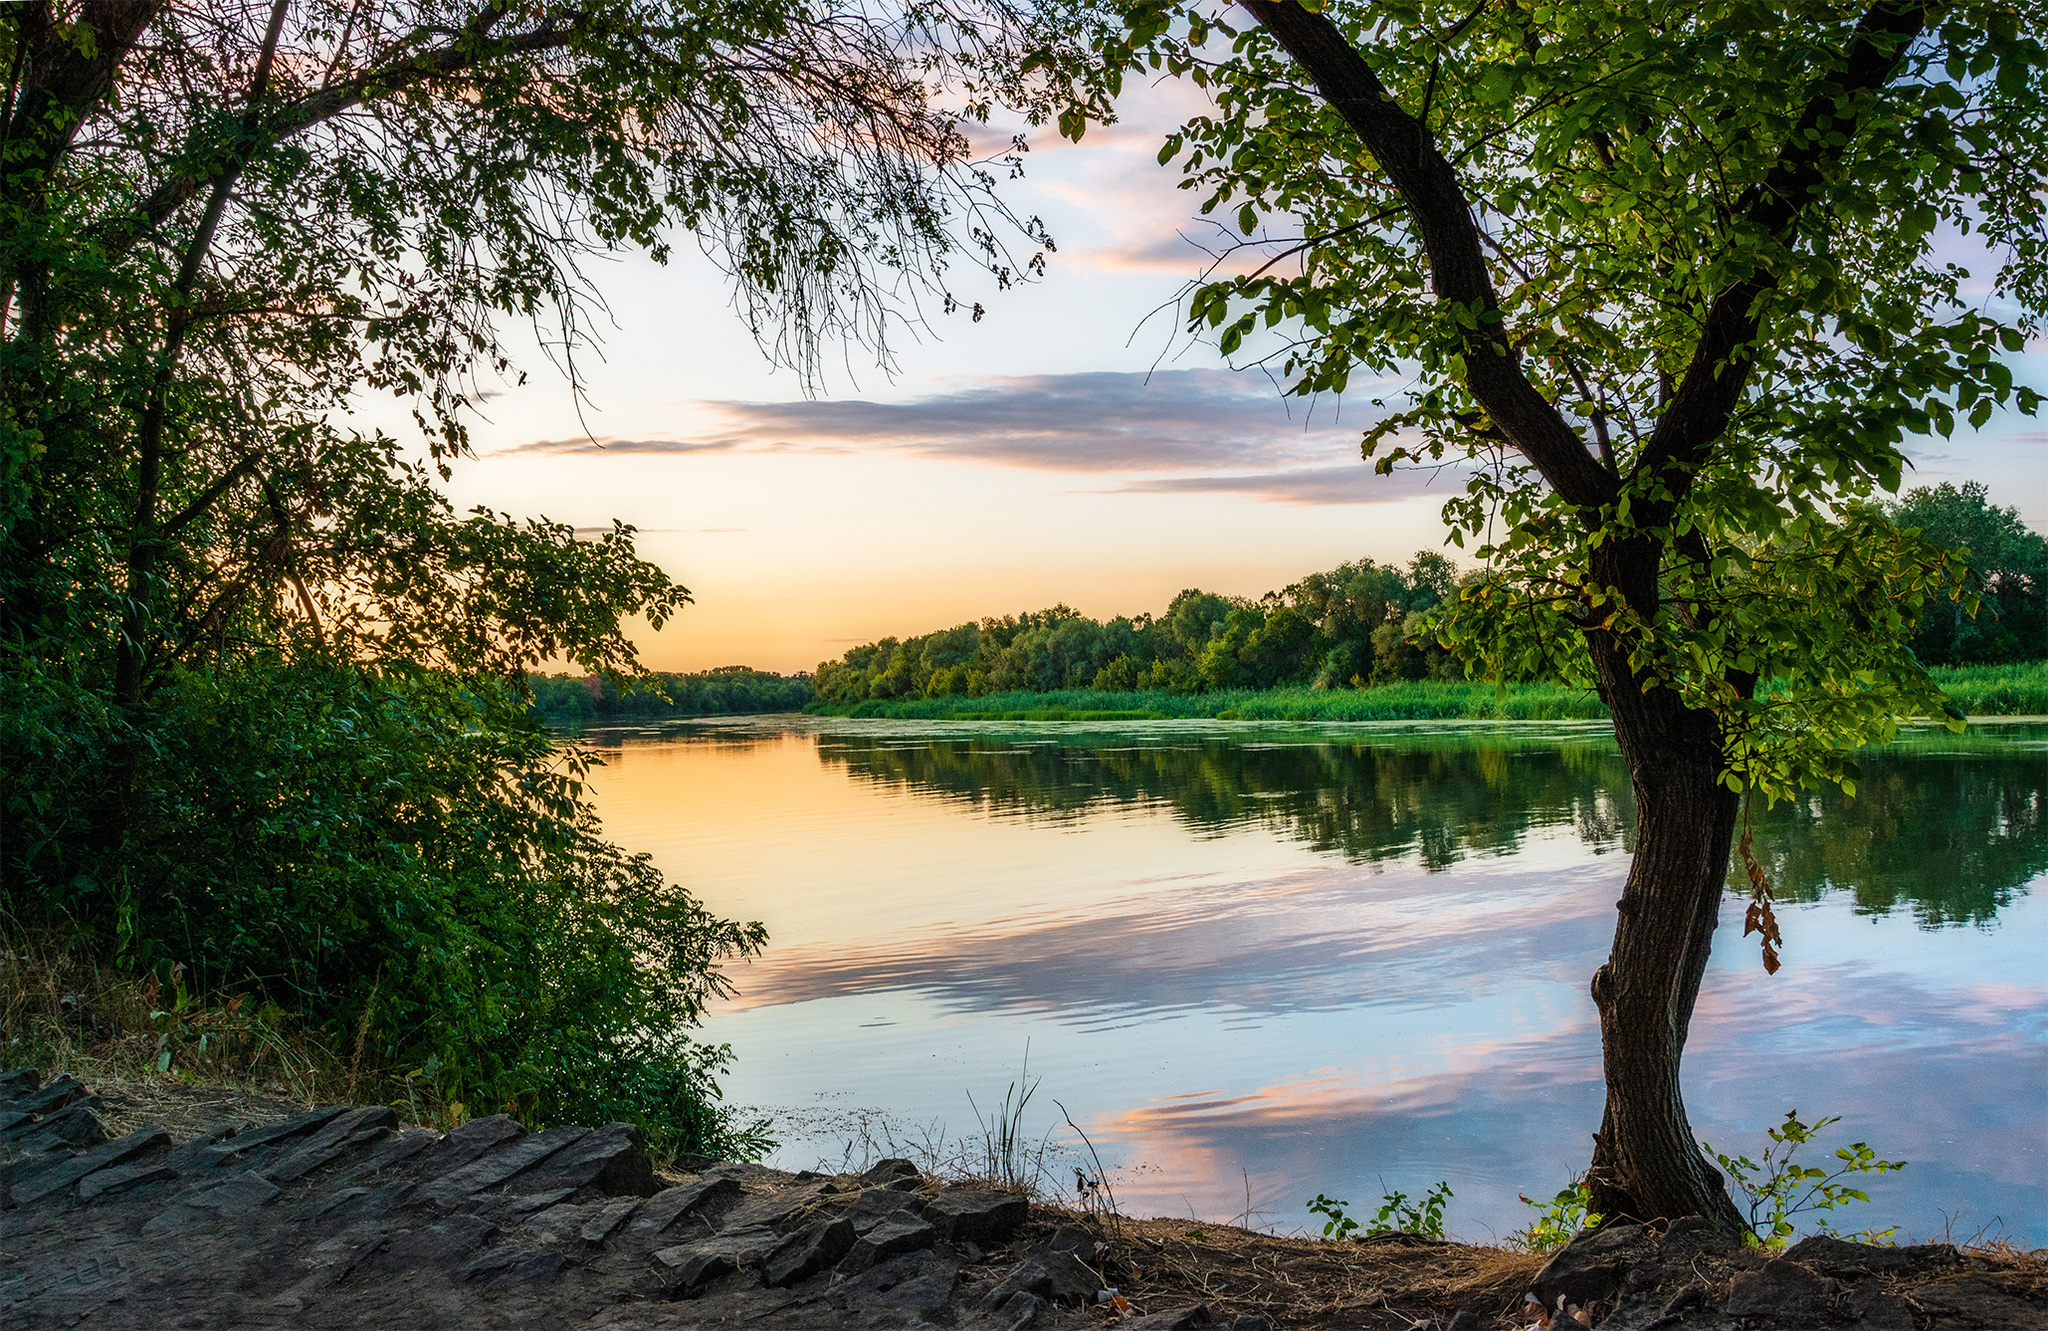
581, 717, 2048, 1243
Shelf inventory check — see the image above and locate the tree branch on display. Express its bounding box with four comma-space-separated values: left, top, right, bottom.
1, 2, 164, 196
1634, 1, 1928, 501
92, 11, 579, 262
1237, 0, 1619, 512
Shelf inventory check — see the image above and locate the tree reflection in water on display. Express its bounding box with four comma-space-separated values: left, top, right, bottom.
812, 724, 2044, 928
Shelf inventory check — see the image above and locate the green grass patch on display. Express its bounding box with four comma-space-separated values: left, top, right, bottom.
1930, 661, 2048, 717
939, 708, 1168, 721
805, 681, 1609, 722
800, 663, 2048, 723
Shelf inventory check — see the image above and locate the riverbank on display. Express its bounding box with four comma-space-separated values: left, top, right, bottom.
800, 662, 2048, 723
3, 1069, 2041, 1329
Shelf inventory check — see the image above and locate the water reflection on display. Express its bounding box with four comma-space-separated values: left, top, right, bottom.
577, 718, 2047, 1244
1746, 739, 2048, 925
808, 722, 2044, 926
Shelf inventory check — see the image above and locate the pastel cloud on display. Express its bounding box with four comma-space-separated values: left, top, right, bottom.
1080, 964, 2046, 1239
1117, 462, 1464, 505
720, 859, 1621, 1017
496, 369, 1454, 506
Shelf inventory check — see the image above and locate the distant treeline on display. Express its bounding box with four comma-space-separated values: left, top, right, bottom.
530, 666, 814, 720
802, 663, 2048, 722
812, 553, 1468, 705
812, 485, 2044, 709
1890, 482, 2047, 666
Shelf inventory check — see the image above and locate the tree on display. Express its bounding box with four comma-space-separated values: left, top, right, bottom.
1887, 482, 2048, 662
1076, 0, 2046, 1224
0, 0, 1058, 1145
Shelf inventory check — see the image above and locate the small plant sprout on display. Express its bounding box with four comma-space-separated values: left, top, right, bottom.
1307, 1193, 1360, 1240
1513, 1179, 1602, 1253
1373, 1180, 1453, 1239
1701, 1111, 1906, 1248
1308, 1180, 1453, 1241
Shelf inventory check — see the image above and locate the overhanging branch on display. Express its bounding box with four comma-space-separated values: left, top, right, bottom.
1238, 0, 1620, 513
1634, 1, 1929, 502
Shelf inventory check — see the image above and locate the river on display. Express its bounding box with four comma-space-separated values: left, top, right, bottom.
580, 716, 2048, 1245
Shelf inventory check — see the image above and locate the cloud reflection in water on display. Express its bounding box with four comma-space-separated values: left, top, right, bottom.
587, 720, 2046, 1244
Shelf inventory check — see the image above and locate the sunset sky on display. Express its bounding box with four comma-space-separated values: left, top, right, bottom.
376, 85, 2045, 676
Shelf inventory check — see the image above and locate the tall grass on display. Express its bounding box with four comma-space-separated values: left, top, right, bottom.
803, 662, 2047, 723
805, 680, 1609, 722
967, 1050, 1052, 1194
1930, 661, 2048, 716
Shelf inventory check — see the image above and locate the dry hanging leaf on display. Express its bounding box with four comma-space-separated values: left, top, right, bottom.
1739, 826, 1783, 974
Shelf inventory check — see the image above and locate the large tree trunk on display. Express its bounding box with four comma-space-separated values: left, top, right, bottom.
1583, 563, 1749, 1230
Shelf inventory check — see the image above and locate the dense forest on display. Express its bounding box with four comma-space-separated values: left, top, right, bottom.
813, 552, 1467, 704
0, 0, 1076, 1159
814, 491, 2046, 708
530, 667, 814, 720
1889, 483, 2048, 666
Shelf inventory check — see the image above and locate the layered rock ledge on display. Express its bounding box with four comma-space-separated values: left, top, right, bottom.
0, 1072, 2040, 1329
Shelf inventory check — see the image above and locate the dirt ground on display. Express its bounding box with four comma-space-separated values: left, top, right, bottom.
5, 1073, 2042, 1330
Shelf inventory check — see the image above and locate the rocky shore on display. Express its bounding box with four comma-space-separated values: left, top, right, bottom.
0, 1071, 2040, 1328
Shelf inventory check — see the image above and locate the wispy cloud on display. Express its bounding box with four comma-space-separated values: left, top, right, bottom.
496, 369, 1434, 505
1117, 463, 1462, 506
520, 436, 747, 456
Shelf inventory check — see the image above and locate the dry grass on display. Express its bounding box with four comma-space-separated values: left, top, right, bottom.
1949, 1240, 2048, 1300
0, 937, 449, 1131
90, 1076, 317, 1140
1036, 1208, 1546, 1328
1028, 1209, 2048, 1330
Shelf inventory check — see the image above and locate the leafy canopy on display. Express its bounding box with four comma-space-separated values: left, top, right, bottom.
1079, 0, 2046, 799
0, 0, 1084, 1149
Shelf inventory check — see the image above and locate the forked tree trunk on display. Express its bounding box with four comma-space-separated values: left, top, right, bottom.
1584, 610, 1749, 1230
1228, 0, 1925, 1233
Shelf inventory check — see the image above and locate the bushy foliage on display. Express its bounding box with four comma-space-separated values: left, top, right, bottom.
811, 553, 1469, 703
1887, 483, 2047, 666
1306, 1182, 1452, 1241
1703, 1112, 1906, 1248
2, 660, 767, 1154
530, 667, 816, 721
0, 0, 1088, 1152
1512, 1180, 1600, 1253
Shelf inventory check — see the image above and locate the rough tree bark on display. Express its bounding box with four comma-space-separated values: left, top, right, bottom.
1583, 539, 1750, 1230
1233, 0, 1926, 1225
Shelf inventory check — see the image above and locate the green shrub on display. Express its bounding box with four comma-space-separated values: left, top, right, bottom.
1, 661, 767, 1158
1511, 1179, 1600, 1252
1701, 1111, 1905, 1248
1307, 1180, 1453, 1240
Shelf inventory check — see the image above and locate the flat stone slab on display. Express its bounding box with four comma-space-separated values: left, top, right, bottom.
579, 1196, 641, 1244
505, 1121, 653, 1196
264, 1106, 400, 1183
632, 1173, 742, 1235
762, 1216, 856, 1287
925, 1186, 1029, 1244
3, 1123, 170, 1207
409, 1125, 584, 1210
2, 1075, 88, 1119
77, 1159, 178, 1203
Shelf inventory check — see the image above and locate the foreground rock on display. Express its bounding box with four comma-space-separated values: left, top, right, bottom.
0, 1072, 2041, 1328
0, 1072, 1071, 1329
1524, 1222, 2043, 1331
